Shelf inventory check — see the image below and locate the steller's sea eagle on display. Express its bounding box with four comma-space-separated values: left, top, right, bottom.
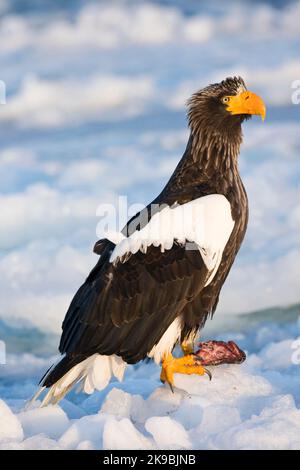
32, 76, 266, 405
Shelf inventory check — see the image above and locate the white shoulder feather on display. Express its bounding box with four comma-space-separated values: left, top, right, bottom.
108, 194, 234, 286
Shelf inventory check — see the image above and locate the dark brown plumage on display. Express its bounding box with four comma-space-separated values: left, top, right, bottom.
39, 76, 265, 399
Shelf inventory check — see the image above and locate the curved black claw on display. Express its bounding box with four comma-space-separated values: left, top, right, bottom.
204, 367, 212, 381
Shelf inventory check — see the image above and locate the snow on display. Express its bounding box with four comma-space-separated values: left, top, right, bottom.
1, 307, 300, 450
196, 405, 241, 435
100, 388, 145, 421
210, 396, 300, 450
1, 1, 300, 67
59, 414, 107, 450
103, 418, 153, 450
145, 416, 191, 450
0, 75, 155, 129
0, 400, 23, 443
18, 405, 69, 440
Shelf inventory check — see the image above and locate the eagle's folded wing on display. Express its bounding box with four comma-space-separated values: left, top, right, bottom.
59, 194, 234, 365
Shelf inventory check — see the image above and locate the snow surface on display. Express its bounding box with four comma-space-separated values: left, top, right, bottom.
1, 306, 300, 450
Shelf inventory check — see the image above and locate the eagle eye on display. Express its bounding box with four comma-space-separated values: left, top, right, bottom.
221, 96, 230, 104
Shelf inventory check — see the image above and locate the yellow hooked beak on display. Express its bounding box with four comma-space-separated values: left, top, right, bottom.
226, 90, 266, 121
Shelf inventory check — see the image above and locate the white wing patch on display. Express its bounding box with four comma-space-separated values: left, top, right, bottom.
108, 194, 235, 286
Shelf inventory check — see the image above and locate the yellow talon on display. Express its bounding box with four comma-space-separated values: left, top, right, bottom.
160, 353, 211, 392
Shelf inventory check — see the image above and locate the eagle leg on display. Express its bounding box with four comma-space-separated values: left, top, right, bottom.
160, 353, 212, 393
181, 340, 194, 355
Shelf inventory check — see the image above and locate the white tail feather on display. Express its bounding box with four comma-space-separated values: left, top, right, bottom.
29, 319, 182, 407
29, 354, 126, 407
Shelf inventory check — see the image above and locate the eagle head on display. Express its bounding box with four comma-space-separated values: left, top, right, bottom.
188, 76, 266, 136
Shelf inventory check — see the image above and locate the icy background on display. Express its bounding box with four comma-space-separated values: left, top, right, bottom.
0, 0, 300, 450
